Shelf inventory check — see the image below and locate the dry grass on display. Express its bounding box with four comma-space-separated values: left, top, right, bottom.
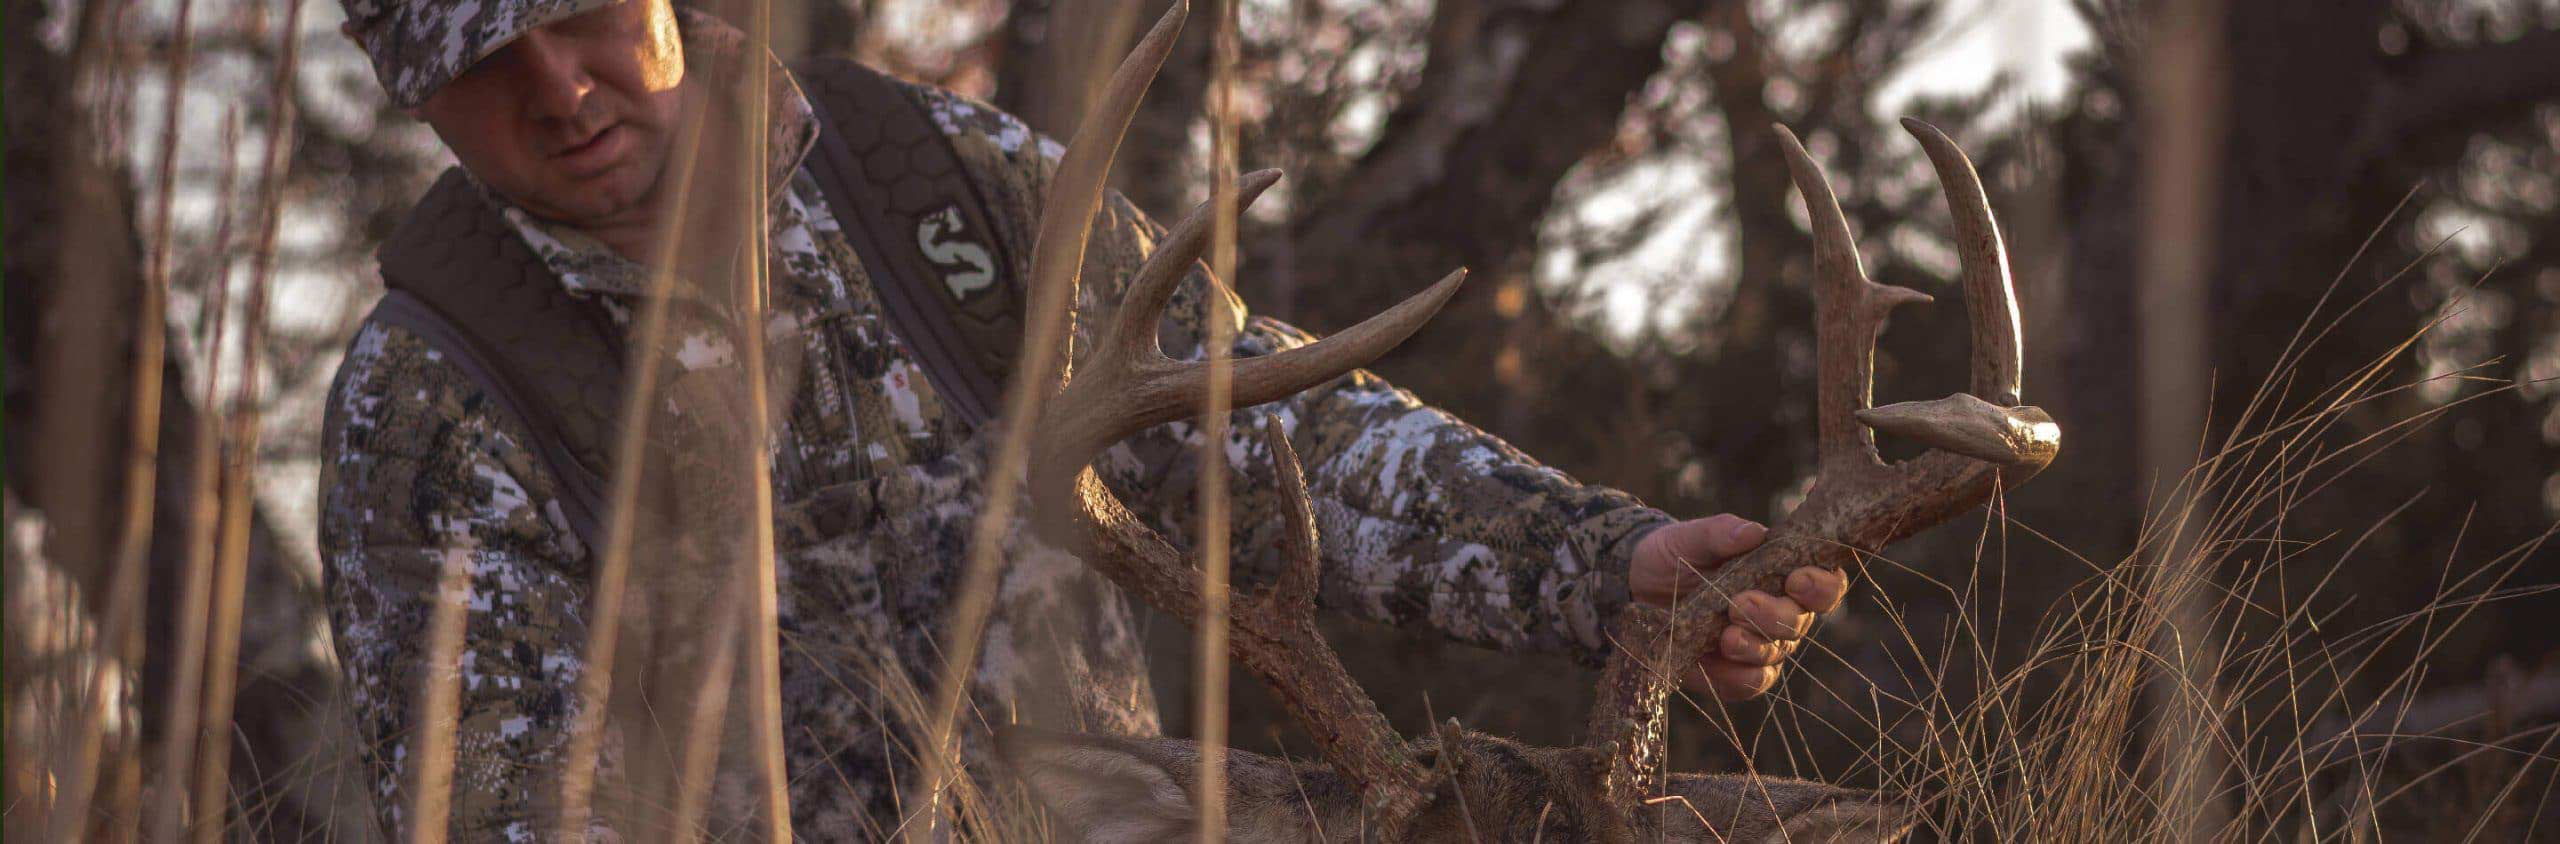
187, 3, 297, 838
1193, 1, 1246, 839
782, 628, 1059, 842
1666, 230, 2560, 841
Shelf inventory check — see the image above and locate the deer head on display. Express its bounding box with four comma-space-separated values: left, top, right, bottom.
1000, 3, 2060, 840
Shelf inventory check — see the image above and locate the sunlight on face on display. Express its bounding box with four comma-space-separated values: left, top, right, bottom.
414, 0, 689, 230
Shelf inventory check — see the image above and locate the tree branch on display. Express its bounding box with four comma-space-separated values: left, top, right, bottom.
2373, 26, 2560, 151
1280, 0, 1712, 331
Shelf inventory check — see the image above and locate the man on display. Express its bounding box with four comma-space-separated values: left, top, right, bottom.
320, 0, 1851, 838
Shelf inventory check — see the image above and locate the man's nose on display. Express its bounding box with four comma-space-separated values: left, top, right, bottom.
513, 30, 593, 122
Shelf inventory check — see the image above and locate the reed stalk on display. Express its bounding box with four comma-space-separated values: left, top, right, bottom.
190, 3, 300, 835
554, 2, 727, 833
149, 108, 238, 844
1192, 2, 1241, 839
733, 0, 798, 831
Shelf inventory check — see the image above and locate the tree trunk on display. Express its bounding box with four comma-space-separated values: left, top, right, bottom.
1693, 0, 1820, 518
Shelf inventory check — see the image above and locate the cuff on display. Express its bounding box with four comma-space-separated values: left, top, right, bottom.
1558, 506, 1677, 664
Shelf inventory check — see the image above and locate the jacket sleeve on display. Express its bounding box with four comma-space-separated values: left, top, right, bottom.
916, 85, 1671, 664
319, 320, 606, 841
1088, 200, 1670, 663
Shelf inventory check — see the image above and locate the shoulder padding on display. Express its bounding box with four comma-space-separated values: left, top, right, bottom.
792, 57, 1023, 428
372, 168, 622, 547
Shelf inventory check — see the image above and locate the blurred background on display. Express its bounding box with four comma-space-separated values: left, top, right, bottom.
7, 0, 2557, 838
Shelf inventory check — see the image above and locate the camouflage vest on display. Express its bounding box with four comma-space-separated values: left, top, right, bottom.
365, 58, 1024, 551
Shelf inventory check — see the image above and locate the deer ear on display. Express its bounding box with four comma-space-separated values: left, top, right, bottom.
996, 728, 1199, 842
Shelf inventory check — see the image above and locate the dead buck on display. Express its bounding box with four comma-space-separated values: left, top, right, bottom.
996, 3, 2061, 840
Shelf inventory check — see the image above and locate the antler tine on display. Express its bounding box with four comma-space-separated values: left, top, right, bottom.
1771, 125, 1933, 473
1021, 186, 1460, 834
1229, 268, 1465, 406
1223, 414, 1437, 834
1900, 118, 2022, 406
1094, 167, 1285, 367
1852, 121, 2056, 472
1030, 167, 1463, 492
1022, 0, 1188, 398
1253, 416, 1321, 620
1029, 163, 1277, 495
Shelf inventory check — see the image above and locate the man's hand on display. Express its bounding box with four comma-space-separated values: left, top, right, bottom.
1628, 515, 1849, 701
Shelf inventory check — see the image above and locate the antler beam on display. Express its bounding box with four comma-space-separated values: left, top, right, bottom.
1583, 121, 2061, 815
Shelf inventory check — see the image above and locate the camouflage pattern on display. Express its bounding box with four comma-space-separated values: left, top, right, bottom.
320, 9, 1674, 840
341, 0, 622, 109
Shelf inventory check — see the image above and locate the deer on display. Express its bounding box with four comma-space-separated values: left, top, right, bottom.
984, 3, 2061, 840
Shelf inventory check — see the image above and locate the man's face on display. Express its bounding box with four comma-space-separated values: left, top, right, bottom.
413, 0, 688, 228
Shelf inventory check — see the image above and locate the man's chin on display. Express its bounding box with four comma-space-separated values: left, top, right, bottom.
532, 171, 656, 228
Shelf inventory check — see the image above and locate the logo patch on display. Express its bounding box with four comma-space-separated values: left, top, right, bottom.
917, 204, 997, 300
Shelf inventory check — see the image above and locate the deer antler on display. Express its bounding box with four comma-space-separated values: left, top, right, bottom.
1015, 2, 1467, 834
1583, 121, 2062, 815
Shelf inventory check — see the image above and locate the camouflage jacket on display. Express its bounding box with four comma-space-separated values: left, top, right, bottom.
319, 10, 1673, 840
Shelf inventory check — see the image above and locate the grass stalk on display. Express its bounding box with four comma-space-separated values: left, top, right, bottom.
730, 0, 795, 832
2132, 0, 2233, 835
150, 109, 238, 844
906, 5, 1183, 836
57, 0, 198, 834
1192, 2, 1241, 840
190, 5, 300, 835
667, 573, 752, 840
401, 547, 474, 844
552, 11, 724, 834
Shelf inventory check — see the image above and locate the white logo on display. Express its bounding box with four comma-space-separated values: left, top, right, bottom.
918, 205, 997, 299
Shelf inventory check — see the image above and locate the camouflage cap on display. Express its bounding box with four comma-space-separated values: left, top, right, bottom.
343, 0, 623, 109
